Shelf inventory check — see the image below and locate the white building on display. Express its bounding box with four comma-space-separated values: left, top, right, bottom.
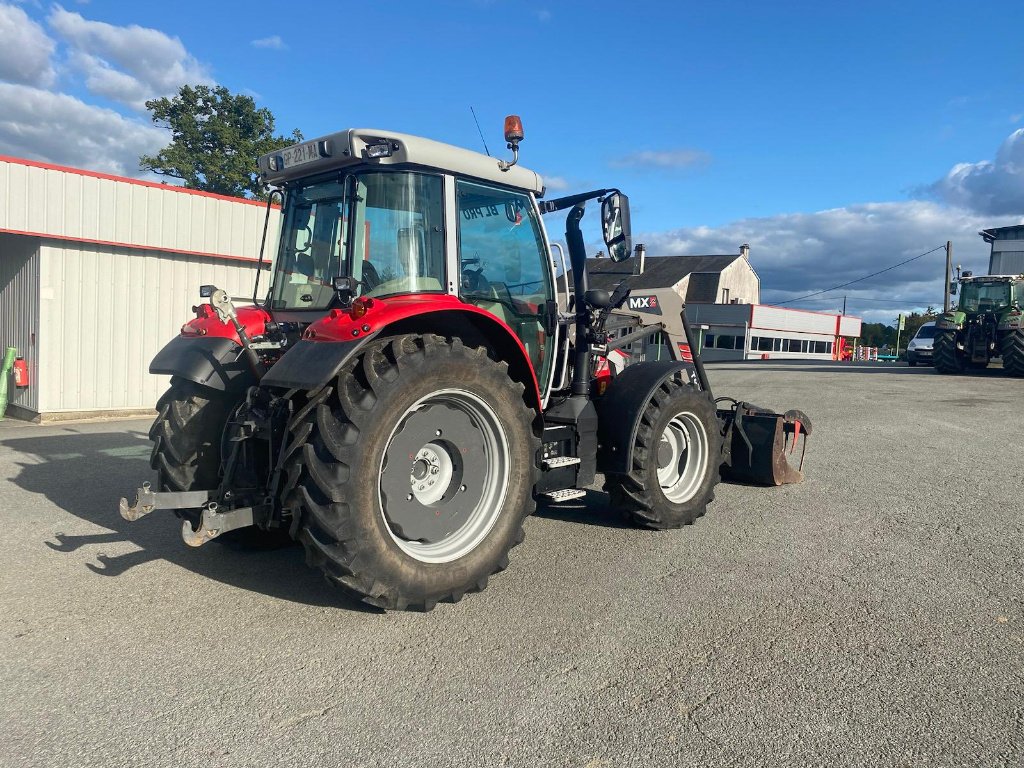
584, 249, 862, 361
0, 156, 279, 421
687, 302, 862, 361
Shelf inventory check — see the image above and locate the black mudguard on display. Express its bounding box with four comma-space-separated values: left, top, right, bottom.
258, 335, 378, 391
150, 335, 251, 391
595, 361, 704, 475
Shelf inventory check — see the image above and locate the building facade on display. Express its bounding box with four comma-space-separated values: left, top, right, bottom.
980, 225, 1024, 275
583, 247, 862, 361
0, 156, 280, 421
687, 303, 861, 361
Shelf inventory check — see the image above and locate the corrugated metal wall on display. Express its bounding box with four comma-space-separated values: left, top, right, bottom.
38, 241, 267, 413
752, 305, 836, 334
0, 233, 40, 412
0, 157, 279, 263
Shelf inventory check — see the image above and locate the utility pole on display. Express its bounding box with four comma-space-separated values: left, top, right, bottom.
943, 240, 953, 312
842, 295, 847, 315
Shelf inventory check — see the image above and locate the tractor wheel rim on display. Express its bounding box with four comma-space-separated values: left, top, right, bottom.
379, 389, 510, 563
657, 412, 709, 504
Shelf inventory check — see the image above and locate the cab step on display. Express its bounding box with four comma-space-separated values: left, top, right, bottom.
542, 488, 587, 502
541, 456, 582, 470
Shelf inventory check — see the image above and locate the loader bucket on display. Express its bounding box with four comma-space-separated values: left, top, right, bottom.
719, 403, 811, 486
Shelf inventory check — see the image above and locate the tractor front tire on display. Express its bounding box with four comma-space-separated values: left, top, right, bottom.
604, 376, 722, 530
933, 331, 965, 374
1001, 331, 1024, 377
284, 335, 538, 611
149, 377, 232, 492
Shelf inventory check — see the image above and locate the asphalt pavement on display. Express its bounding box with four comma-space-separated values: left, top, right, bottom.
1, 360, 1021, 768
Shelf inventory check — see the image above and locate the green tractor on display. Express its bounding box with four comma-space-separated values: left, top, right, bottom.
934, 272, 1024, 375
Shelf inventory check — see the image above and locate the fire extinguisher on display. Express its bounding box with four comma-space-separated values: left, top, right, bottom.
12, 357, 28, 388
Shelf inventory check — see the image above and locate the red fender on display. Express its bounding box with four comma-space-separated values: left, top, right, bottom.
302, 294, 542, 409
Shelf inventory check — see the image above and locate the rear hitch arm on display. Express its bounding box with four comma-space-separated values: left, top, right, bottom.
180, 503, 255, 547
119, 482, 210, 521
119, 483, 256, 546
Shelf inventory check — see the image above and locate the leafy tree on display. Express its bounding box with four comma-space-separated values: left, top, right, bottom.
861, 322, 896, 348
140, 85, 302, 199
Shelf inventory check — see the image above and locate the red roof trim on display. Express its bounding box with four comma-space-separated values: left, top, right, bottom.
0, 226, 268, 266
0, 155, 280, 210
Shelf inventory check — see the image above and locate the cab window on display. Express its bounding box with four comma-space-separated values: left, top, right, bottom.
456, 180, 553, 382
351, 172, 446, 298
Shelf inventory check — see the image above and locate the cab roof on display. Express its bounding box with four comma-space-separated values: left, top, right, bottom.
258, 128, 544, 194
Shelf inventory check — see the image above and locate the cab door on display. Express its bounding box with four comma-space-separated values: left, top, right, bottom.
455, 179, 556, 394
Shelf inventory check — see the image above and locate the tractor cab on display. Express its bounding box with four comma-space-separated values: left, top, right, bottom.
257, 126, 558, 396
958, 278, 1013, 314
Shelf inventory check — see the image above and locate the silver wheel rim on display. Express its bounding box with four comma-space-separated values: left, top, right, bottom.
656, 412, 709, 504
379, 389, 510, 563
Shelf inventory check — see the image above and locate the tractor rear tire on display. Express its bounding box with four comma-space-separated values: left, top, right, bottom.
149, 377, 231, 492
604, 376, 722, 530
1001, 331, 1024, 377
933, 331, 965, 374
149, 378, 290, 547
283, 335, 538, 611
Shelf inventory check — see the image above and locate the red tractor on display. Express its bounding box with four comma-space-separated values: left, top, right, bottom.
121, 118, 810, 610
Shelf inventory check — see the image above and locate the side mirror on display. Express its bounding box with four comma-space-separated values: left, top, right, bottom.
949, 281, 958, 296
199, 285, 215, 298
601, 192, 632, 262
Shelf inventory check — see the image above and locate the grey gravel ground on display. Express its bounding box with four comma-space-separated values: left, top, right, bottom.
1, 360, 1021, 768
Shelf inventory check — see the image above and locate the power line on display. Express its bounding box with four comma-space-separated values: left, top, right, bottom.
781, 296, 942, 305
767, 244, 947, 306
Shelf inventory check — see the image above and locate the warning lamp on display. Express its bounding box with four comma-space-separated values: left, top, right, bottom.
498, 115, 524, 172
349, 296, 374, 319
503, 115, 524, 145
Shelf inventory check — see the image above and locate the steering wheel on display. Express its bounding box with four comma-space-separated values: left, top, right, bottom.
461, 267, 489, 294
361, 261, 381, 291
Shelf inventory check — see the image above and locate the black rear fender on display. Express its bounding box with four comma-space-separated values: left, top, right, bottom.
150, 336, 254, 392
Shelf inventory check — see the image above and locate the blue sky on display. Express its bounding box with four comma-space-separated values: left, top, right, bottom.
2, 0, 1023, 322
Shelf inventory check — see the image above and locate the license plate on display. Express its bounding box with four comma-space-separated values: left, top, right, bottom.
281, 142, 321, 169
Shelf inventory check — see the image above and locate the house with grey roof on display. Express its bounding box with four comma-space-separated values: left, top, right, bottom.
583, 244, 760, 305
572, 243, 862, 362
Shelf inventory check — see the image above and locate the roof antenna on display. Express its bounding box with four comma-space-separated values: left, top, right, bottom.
470, 106, 491, 157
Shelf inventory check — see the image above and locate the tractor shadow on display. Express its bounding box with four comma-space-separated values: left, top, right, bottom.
3, 428, 373, 611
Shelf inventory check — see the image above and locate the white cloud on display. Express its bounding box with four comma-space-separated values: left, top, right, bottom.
251, 35, 286, 50
0, 3, 56, 87
611, 148, 711, 170
543, 175, 571, 192
68, 50, 150, 109
928, 128, 1024, 216
0, 83, 165, 176
640, 200, 1022, 324
535, 9, 551, 22
48, 6, 212, 109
